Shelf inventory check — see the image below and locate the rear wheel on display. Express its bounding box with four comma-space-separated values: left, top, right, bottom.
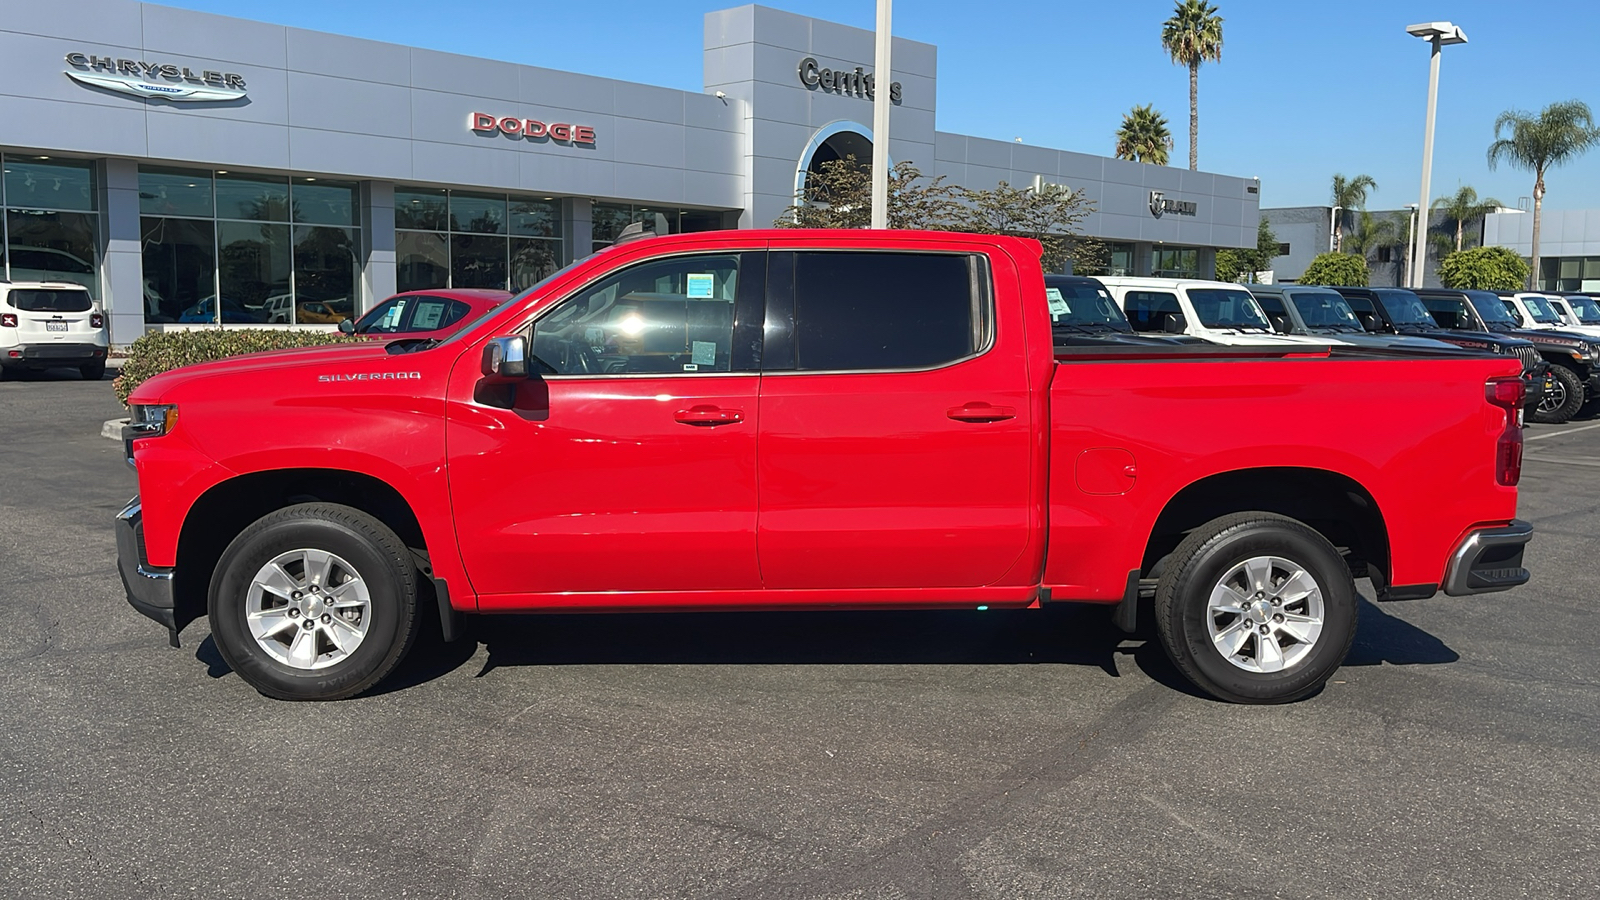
1155, 513, 1357, 704
208, 503, 420, 700
1531, 365, 1583, 425
80, 360, 106, 381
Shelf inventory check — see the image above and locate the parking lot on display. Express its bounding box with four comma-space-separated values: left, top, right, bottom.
2, 369, 1596, 900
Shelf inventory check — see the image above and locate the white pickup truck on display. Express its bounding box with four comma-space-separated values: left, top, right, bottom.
1097, 276, 1335, 347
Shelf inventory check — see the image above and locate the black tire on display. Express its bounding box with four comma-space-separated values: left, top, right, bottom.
1530, 365, 1584, 425
80, 361, 106, 381
208, 503, 420, 700
1154, 513, 1358, 704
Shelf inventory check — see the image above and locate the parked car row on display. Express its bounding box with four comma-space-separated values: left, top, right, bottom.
1050, 273, 1597, 426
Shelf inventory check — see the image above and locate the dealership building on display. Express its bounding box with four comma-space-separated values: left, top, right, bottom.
0, 0, 1262, 346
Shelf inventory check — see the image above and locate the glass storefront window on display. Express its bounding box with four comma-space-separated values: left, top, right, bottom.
293, 179, 358, 227
139, 167, 214, 218
451, 233, 507, 288
6, 210, 99, 297
590, 202, 724, 254
395, 188, 447, 230
450, 192, 505, 234
1153, 247, 1201, 279
396, 188, 563, 292
142, 217, 216, 323
218, 221, 291, 323
137, 166, 364, 325
4, 159, 96, 212
215, 173, 289, 222
397, 231, 448, 294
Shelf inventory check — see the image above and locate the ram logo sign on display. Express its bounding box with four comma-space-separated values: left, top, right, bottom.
1148, 190, 1199, 219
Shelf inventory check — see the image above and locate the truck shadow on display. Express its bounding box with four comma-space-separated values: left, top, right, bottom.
378, 593, 1457, 698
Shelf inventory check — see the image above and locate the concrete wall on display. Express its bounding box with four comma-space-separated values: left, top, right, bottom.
1485, 209, 1600, 258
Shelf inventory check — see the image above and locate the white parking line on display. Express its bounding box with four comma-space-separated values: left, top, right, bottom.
1526, 421, 1600, 441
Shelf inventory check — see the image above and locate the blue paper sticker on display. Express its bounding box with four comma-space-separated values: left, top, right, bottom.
686, 273, 715, 299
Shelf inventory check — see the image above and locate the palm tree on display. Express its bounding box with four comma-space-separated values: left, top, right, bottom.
1487, 100, 1600, 288
1160, 0, 1224, 171
1329, 173, 1377, 253
1114, 104, 1174, 165
1432, 185, 1503, 253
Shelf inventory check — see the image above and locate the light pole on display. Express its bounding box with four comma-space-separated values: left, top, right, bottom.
1405, 21, 1467, 288
870, 0, 892, 229
1404, 203, 1420, 287
1328, 205, 1342, 253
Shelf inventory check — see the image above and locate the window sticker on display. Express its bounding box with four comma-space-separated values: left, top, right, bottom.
691, 340, 718, 366
381, 301, 406, 329
1046, 287, 1071, 321
686, 273, 715, 299
412, 302, 444, 330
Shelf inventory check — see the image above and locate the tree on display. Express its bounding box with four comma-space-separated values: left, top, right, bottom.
1437, 246, 1530, 291
1329, 173, 1377, 253
1160, 0, 1223, 171
1432, 185, 1504, 253
1114, 104, 1173, 165
1300, 252, 1369, 287
957, 181, 1096, 273
1216, 217, 1279, 283
775, 156, 963, 230
1487, 100, 1600, 287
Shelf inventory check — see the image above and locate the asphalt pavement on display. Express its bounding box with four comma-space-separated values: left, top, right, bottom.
1, 367, 1596, 899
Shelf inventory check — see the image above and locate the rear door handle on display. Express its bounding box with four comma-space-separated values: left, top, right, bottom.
946, 403, 1016, 423
674, 406, 744, 426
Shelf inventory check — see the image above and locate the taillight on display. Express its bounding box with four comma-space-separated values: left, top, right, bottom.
0, 313, 15, 328
91, 313, 104, 329
1485, 376, 1525, 486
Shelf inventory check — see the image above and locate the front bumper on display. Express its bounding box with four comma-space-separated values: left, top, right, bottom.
1443, 519, 1533, 597
115, 497, 180, 646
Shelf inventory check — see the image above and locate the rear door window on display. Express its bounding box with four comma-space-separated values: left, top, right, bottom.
1123, 290, 1181, 333
779, 252, 986, 371
7, 289, 92, 312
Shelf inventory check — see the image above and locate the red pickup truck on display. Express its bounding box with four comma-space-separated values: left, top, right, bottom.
118, 230, 1532, 704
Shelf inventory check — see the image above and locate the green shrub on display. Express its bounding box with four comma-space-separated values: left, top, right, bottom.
1437, 246, 1530, 291
1299, 252, 1370, 287
114, 329, 363, 405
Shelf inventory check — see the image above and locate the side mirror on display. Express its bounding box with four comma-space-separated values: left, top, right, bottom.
481, 335, 530, 380
1162, 312, 1188, 334
337, 318, 355, 334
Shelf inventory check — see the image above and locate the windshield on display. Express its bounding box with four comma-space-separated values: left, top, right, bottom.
1044, 281, 1130, 330
7, 289, 92, 312
1187, 288, 1271, 330
1467, 293, 1518, 325
1372, 289, 1435, 326
434, 258, 591, 348
1522, 295, 1562, 324
1564, 295, 1600, 324
1289, 290, 1363, 331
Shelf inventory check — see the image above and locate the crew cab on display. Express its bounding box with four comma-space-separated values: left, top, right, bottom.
118, 231, 1532, 705
1416, 287, 1599, 424
1497, 292, 1572, 332
1247, 285, 1458, 353
1, 280, 110, 380
1096, 276, 1334, 347
1043, 274, 1203, 347
1330, 286, 1549, 418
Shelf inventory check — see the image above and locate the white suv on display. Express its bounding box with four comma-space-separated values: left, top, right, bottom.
1096, 276, 1336, 347
0, 281, 110, 380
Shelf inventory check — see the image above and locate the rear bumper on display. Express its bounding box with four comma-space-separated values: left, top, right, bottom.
1443, 519, 1533, 597
2, 341, 106, 367
115, 497, 180, 645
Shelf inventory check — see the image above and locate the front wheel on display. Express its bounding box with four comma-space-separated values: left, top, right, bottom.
1530, 365, 1584, 425
208, 503, 420, 700
1154, 513, 1357, 704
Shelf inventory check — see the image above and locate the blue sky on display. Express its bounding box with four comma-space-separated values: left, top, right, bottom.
161, 0, 1600, 212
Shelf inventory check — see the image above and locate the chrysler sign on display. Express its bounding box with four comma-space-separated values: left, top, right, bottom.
64, 53, 247, 102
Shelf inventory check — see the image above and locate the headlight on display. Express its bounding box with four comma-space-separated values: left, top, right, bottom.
128, 404, 178, 437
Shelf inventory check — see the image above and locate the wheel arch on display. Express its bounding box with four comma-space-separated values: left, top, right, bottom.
172, 468, 453, 638
1142, 467, 1391, 589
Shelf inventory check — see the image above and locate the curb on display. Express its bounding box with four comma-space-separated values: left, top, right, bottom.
102, 418, 128, 441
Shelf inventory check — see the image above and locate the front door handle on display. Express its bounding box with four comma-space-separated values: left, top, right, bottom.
946, 402, 1016, 423
674, 405, 744, 426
